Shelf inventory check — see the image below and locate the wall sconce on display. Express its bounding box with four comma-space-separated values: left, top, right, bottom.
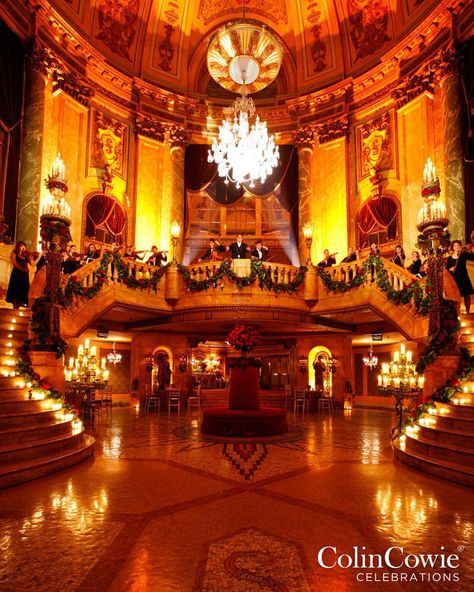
145, 353, 154, 371
303, 224, 313, 264
178, 353, 188, 372
170, 221, 181, 263
298, 356, 308, 374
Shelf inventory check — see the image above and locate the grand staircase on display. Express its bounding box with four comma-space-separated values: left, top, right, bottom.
393, 311, 474, 487
0, 308, 94, 489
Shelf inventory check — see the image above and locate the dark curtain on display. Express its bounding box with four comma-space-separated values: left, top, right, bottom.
184, 144, 299, 245
0, 21, 25, 240
86, 194, 126, 244
357, 196, 398, 247
462, 37, 474, 243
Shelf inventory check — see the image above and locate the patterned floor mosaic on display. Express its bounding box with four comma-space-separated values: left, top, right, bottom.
0, 408, 472, 591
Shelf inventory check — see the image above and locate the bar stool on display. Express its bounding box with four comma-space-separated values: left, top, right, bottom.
187, 385, 202, 417
318, 395, 335, 414
168, 387, 181, 414
294, 388, 308, 413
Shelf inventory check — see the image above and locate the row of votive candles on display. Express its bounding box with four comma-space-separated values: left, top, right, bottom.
41, 195, 71, 219
68, 355, 106, 370
378, 374, 424, 389
64, 367, 109, 382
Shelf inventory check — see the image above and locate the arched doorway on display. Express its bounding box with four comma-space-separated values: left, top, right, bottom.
308, 346, 332, 393
151, 346, 173, 393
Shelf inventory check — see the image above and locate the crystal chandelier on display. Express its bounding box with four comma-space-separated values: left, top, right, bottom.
206, 16, 283, 188
107, 343, 122, 366
363, 345, 379, 370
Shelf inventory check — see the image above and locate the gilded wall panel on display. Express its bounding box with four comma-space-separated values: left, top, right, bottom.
89, 108, 129, 179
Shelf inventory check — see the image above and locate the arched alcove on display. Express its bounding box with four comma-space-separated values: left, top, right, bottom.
308, 346, 332, 391
82, 193, 127, 248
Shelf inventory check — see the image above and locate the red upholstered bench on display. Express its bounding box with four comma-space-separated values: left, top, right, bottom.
201, 407, 288, 437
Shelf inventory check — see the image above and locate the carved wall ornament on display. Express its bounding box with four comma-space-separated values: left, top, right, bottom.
27, 39, 60, 78
95, 0, 139, 61
168, 125, 189, 148
310, 23, 327, 73
91, 110, 128, 177
198, 0, 288, 26
157, 23, 175, 72
315, 117, 349, 144
292, 127, 317, 149
391, 68, 435, 109
135, 114, 167, 142
431, 46, 462, 82
358, 111, 393, 180
348, 0, 392, 62
52, 70, 95, 106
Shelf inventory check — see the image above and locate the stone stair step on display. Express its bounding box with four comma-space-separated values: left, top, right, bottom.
0, 420, 73, 447
405, 433, 474, 468
0, 409, 60, 429
0, 376, 27, 390
0, 389, 29, 401
0, 399, 49, 414
435, 401, 474, 419
0, 431, 85, 465
0, 434, 95, 489
416, 423, 474, 449
393, 439, 474, 487
424, 412, 474, 432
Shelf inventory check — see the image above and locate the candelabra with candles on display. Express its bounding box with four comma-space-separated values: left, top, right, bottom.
378, 344, 424, 439
36, 153, 72, 346
64, 339, 110, 385
416, 157, 450, 337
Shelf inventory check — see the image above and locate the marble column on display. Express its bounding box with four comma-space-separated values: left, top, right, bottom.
16, 44, 50, 246
295, 131, 315, 265
438, 51, 466, 241
170, 142, 185, 264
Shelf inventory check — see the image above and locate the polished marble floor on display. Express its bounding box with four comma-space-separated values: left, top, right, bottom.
0, 408, 472, 592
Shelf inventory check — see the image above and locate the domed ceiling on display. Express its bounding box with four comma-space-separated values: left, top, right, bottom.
48, 0, 439, 98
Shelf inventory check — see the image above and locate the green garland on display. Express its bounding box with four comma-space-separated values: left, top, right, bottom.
16, 341, 79, 418
177, 259, 308, 294
415, 299, 460, 374
30, 299, 68, 358
317, 255, 431, 316
404, 347, 474, 431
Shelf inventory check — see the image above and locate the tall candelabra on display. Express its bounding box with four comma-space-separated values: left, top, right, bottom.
416, 157, 450, 337
37, 153, 72, 345
64, 338, 110, 385
378, 344, 424, 439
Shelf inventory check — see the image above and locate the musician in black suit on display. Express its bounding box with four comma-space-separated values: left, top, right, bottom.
251, 240, 269, 261
227, 234, 249, 259
147, 245, 168, 267
199, 238, 226, 262
318, 249, 336, 268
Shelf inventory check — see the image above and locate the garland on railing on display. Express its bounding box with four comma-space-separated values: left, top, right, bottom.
404, 347, 474, 431
415, 299, 460, 374
60, 253, 168, 304
316, 255, 431, 316
177, 259, 308, 294
16, 340, 79, 418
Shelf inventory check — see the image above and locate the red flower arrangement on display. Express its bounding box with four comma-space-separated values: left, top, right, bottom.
227, 324, 262, 353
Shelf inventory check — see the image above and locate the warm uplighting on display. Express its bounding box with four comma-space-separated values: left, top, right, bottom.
170, 221, 181, 263
107, 343, 122, 366
42, 153, 71, 219
303, 224, 313, 264
363, 345, 378, 370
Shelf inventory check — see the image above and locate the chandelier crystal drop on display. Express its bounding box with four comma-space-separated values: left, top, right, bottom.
363, 344, 379, 370
107, 343, 122, 366
208, 93, 279, 188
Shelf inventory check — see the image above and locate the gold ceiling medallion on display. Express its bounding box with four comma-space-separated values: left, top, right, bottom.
207, 22, 283, 94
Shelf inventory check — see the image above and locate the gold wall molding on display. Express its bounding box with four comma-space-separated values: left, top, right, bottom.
315, 117, 349, 145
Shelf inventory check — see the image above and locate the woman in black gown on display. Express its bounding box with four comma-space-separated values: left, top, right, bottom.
446, 240, 474, 313
391, 245, 406, 268
407, 250, 422, 275
6, 241, 32, 309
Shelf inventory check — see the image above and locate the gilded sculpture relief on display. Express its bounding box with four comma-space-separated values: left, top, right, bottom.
198, 0, 288, 26
94, 0, 139, 60
154, 0, 182, 75
91, 110, 128, 177
348, 0, 392, 62
357, 111, 393, 181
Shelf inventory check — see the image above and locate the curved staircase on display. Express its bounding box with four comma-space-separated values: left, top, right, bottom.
393, 311, 474, 487
0, 308, 94, 489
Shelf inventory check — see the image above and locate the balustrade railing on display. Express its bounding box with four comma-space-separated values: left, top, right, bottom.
184, 260, 300, 286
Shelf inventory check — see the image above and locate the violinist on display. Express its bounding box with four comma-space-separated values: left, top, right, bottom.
318, 249, 336, 268
147, 245, 168, 267
199, 237, 225, 262
407, 250, 422, 275
62, 244, 83, 275
84, 243, 101, 264
391, 244, 406, 268
251, 240, 269, 261
446, 240, 474, 313
124, 244, 145, 261
6, 241, 35, 309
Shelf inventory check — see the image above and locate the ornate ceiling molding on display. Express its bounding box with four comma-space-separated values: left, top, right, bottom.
27, 38, 60, 78
135, 114, 189, 147
292, 127, 316, 149
52, 70, 95, 106
391, 67, 435, 109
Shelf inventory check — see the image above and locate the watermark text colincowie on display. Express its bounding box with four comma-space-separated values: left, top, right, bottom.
317, 545, 463, 583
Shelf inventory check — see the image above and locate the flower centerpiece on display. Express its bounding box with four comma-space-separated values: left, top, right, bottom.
226, 324, 262, 410
227, 323, 262, 355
